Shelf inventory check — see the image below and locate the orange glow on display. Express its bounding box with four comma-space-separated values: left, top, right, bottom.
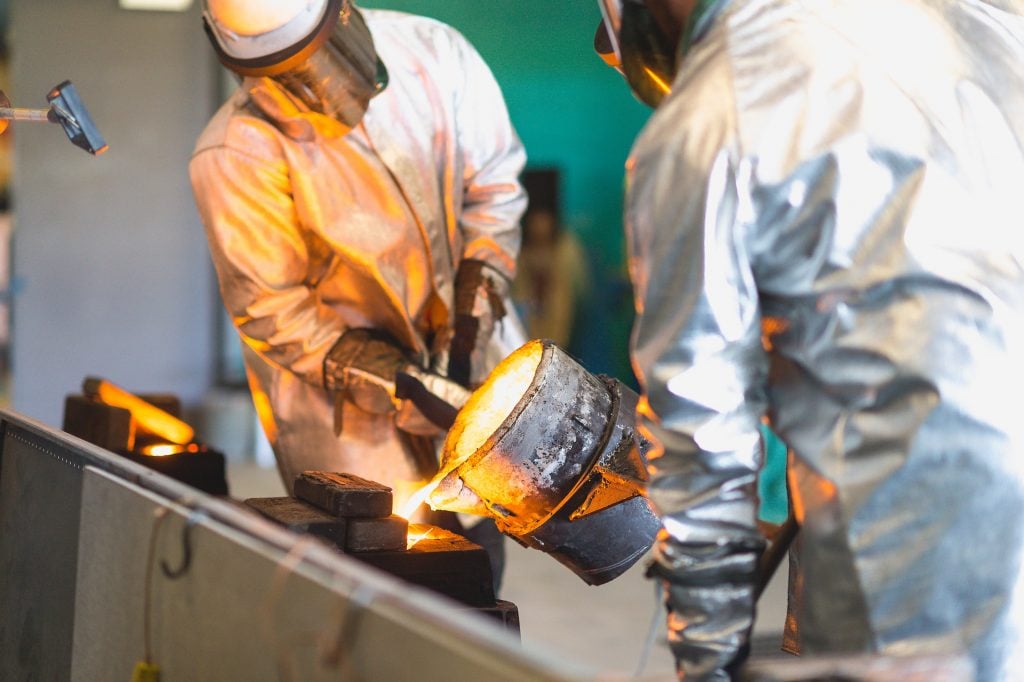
441, 340, 544, 476
84, 378, 194, 445
761, 316, 789, 352
643, 66, 672, 95
139, 443, 184, 457
405, 523, 435, 550
249, 381, 279, 444
397, 477, 441, 520
599, 51, 622, 69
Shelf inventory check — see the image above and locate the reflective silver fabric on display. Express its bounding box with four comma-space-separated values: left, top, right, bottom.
625, 0, 1024, 678
190, 10, 526, 511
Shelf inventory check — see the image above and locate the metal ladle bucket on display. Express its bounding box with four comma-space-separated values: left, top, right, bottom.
431, 340, 661, 585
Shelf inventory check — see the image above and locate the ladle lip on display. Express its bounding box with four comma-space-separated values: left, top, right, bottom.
441, 339, 554, 479
446, 340, 628, 538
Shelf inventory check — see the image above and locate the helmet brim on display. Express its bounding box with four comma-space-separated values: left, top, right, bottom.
203, 0, 344, 78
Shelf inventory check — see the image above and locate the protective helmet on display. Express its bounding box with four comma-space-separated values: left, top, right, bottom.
202, 0, 344, 77
596, 0, 679, 108
202, 0, 388, 127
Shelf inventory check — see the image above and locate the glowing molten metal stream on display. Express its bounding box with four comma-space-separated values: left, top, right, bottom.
137, 443, 201, 458
398, 477, 441, 520
404, 523, 434, 550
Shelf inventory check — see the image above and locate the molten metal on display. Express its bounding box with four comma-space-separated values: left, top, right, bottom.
138, 443, 201, 457
405, 523, 435, 550
397, 477, 441, 520
442, 339, 544, 476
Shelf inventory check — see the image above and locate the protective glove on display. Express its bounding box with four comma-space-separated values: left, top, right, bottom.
448, 259, 510, 388
324, 328, 407, 415
324, 328, 469, 437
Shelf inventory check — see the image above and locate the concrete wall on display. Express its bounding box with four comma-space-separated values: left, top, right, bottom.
9, 0, 218, 427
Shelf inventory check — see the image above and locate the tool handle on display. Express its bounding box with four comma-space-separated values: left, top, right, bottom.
394, 371, 459, 430
755, 513, 799, 600
0, 106, 52, 122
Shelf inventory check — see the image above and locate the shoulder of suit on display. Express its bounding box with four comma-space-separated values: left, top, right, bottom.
363, 9, 476, 65
191, 87, 287, 164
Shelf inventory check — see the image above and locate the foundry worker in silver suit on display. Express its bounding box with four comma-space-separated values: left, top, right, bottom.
190, 0, 526, 530
597, 0, 1024, 678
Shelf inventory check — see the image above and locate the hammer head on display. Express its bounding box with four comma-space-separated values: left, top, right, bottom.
46, 81, 107, 155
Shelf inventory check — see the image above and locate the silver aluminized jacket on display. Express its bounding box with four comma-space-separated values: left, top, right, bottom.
626, 0, 1024, 678
190, 10, 526, 508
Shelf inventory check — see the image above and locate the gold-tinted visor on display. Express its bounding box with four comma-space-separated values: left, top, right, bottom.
273, 5, 388, 125
595, 0, 678, 108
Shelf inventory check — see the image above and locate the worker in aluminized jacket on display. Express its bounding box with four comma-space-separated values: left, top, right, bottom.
597, 0, 1024, 678
190, 0, 526, 530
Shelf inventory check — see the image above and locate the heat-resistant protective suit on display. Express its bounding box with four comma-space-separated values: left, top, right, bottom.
190, 10, 527, 509
625, 0, 1024, 678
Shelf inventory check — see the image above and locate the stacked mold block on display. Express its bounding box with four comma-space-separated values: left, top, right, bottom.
245, 472, 518, 632
247, 472, 409, 553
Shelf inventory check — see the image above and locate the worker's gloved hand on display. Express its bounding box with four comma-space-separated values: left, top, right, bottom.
324, 328, 408, 415
394, 365, 471, 437
324, 328, 469, 437
448, 259, 509, 388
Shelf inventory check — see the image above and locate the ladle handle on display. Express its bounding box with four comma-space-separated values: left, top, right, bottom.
395, 371, 459, 430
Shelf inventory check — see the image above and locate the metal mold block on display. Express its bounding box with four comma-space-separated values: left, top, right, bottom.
346, 514, 408, 552
244, 497, 347, 549
293, 471, 393, 518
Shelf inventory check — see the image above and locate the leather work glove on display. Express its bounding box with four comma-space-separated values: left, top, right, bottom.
324, 328, 469, 437
324, 328, 408, 416
448, 259, 509, 388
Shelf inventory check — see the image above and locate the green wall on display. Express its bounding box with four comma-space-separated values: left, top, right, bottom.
361, 0, 651, 382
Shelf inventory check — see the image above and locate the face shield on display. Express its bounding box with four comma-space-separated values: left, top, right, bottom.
272, 4, 389, 128
596, 0, 678, 108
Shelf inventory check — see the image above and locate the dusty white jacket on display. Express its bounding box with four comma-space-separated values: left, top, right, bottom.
190, 10, 526, 507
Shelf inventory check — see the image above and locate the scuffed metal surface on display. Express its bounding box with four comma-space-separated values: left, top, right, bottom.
434, 341, 659, 583
462, 343, 612, 534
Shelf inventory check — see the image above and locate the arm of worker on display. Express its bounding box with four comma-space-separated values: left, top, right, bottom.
446, 31, 528, 386
190, 134, 344, 389
321, 327, 470, 436
626, 92, 767, 679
